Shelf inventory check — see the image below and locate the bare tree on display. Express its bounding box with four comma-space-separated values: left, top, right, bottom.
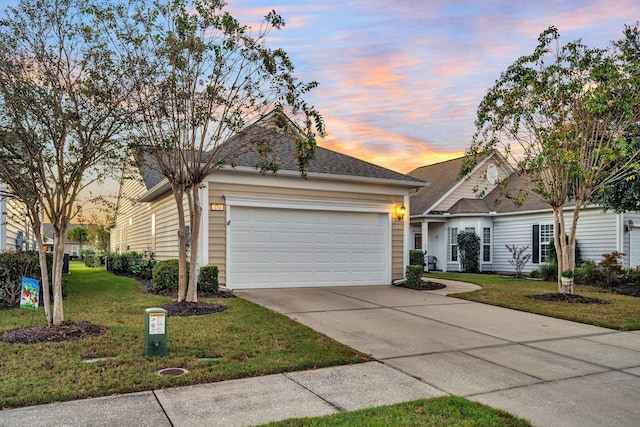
111, 0, 325, 301
0, 0, 137, 324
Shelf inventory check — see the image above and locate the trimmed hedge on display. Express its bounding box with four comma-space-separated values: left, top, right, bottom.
405, 265, 424, 288
84, 254, 105, 268
409, 249, 426, 267
152, 259, 189, 294
198, 265, 219, 293
105, 252, 155, 279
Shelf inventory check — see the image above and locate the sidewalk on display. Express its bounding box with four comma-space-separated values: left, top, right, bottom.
0, 362, 442, 427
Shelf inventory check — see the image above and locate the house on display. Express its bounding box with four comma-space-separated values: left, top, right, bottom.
111, 116, 425, 289
42, 223, 89, 258
0, 181, 36, 252
408, 152, 640, 274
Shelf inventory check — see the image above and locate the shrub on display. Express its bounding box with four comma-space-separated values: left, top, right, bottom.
83, 254, 104, 268
0, 251, 53, 306
129, 257, 155, 280
409, 250, 426, 267
152, 259, 189, 294
405, 265, 423, 288
457, 230, 480, 273
198, 265, 219, 293
561, 269, 574, 279
105, 252, 150, 276
506, 244, 531, 278
539, 262, 557, 281
574, 260, 602, 285
624, 269, 640, 284
599, 251, 625, 286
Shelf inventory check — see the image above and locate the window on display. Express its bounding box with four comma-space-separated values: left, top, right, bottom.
414, 233, 422, 250
483, 227, 491, 262
72, 245, 79, 257
540, 224, 554, 262
533, 224, 554, 263
450, 227, 458, 262
150, 213, 156, 253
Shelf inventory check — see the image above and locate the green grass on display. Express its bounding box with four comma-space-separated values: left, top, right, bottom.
425, 272, 640, 331
0, 263, 369, 409
259, 396, 531, 427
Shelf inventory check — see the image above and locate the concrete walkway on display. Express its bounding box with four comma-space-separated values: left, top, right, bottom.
237, 280, 640, 427
2, 279, 640, 426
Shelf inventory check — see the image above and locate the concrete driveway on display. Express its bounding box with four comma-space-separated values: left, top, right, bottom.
237, 279, 640, 427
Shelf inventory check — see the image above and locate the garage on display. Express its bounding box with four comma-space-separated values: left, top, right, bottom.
228, 204, 390, 289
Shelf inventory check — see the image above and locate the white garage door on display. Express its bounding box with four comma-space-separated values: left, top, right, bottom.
228, 206, 389, 288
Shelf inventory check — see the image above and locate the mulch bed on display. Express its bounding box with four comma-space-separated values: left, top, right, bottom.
0, 321, 107, 344
527, 293, 610, 304
397, 280, 447, 291
160, 301, 226, 317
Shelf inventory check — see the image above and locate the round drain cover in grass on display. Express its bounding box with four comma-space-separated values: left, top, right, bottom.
158, 368, 189, 376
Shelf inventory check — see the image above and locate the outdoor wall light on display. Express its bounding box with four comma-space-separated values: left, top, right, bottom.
396, 204, 406, 221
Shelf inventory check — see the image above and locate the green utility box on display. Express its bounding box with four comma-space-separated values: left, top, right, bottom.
144, 308, 168, 357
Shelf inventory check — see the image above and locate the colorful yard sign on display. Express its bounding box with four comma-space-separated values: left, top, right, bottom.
20, 277, 40, 310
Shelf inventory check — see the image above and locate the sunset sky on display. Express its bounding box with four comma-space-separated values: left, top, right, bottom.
0, 0, 638, 178
224, 0, 638, 173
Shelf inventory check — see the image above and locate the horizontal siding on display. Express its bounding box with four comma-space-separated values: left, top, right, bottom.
493, 208, 621, 274
207, 176, 406, 286
4, 198, 36, 251
116, 169, 412, 287
435, 160, 508, 212
151, 194, 187, 260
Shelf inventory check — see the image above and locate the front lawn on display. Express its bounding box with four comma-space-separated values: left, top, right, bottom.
425, 272, 640, 331
0, 263, 369, 409
260, 396, 531, 427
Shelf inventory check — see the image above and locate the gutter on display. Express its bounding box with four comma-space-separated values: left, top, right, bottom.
138, 166, 427, 203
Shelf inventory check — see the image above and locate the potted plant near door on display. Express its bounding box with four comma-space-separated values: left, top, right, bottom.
560, 269, 574, 294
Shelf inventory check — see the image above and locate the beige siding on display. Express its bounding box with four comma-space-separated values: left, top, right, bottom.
435, 160, 509, 212
391, 220, 405, 279
4, 198, 36, 251
150, 194, 189, 260
115, 168, 414, 286
206, 176, 406, 285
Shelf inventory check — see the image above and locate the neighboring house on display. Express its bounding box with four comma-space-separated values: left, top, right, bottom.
0, 181, 36, 252
409, 152, 640, 274
43, 223, 87, 258
112, 115, 425, 289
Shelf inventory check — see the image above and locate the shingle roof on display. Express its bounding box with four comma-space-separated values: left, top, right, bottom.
136, 118, 424, 191
408, 152, 558, 216
407, 156, 467, 215
482, 174, 569, 213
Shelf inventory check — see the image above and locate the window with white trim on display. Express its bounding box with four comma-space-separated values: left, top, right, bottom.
540, 224, 554, 263
482, 227, 491, 262
450, 227, 458, 262
533, 223, 554, 264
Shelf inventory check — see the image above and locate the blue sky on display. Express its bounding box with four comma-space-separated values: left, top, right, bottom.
1, 0, 638, 174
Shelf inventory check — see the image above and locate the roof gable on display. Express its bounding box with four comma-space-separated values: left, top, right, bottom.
408, 151, 510, 215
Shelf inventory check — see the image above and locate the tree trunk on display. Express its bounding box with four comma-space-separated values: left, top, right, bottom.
172, 185, 188, 302
186, 186, 202, 302
52, 227, 66, 326
32, 218, 53, 325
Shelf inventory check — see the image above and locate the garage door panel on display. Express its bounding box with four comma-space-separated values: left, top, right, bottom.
229, 206, 388, 288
